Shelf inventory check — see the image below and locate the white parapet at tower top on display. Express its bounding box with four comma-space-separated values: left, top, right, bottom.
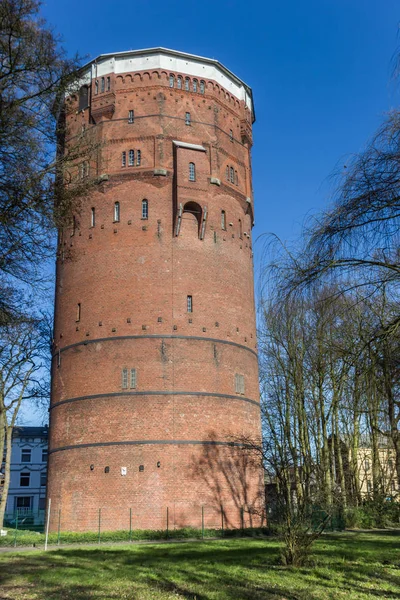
78, 47, 255, 120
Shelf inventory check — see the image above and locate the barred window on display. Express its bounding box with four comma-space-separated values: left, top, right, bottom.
187, 295, 193, 313
114, 201, 120, 223
130, 368, 137, 389
185, 112, 191, 125
136, 149, 141, 166
142, 199, 148, 219
221, 210, 226, 230
122, 151, 126, 167
122, 368, 128, 389
101, 77, 105, 93
189, 162, 196, 181
177, 76, 182, 89
129, 149, 134, 166
169, 74, 174, 88
128, 110, 134, 124
235, 374, 245, 395
200, 80, 205, 94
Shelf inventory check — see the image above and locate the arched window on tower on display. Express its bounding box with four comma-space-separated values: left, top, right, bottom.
235, 170, 238, 186
221, 210, 226, 230
106, 77, 111, 91
91, 207, 95, 228
193, 79, 198, 93
230, 166, 234, 184
142, 199, 148, 220
189, 162, 196, 181
239, 219, 243, 239
226, 166, 229, 181
114, 201, 120, 223
121, 151, 126, 167
101, 77, 105, 93
136, 150, 141, 166
200, 80, 205, 94
177, 76, 182, 89
128, 110, 134, 123
185, 77, 190, 91
169, 74, 175, 88
128, 149, 134, 166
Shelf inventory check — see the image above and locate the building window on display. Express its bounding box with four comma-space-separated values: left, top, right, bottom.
106, 76, 111, 91
200, 80, 205, 94
130, 368, 137, 389
95, 80, 98, 95
193, 79, 198, 92
235, 374, 245, 395
169, 74, 174, 88
16, 496, 32, 511
40, 472, 47, 486
367, 480, 372, 493
78, 85, 89, 111
177, 76, 182, 89
239, 219, 243, 239
187, 295, 193, 313
189, 162, 196, 181
128, 149, 134, 166
76, 303, 81, 322
185, 77, 190, 91
185, 112, 191, 125
230, 129, 233, 142
122, 151, 126, 167
114, 202, 120, 223
91, 207, 95, 228
235, 170, 238, 186
128, 110, 134, 124
230, 166, 234, 184
39, 497, 46, 510
42, 449, 48, 463
20, 472, 30, 487
21, 449, 31, 463
226, 166, 229, 181
122, 368, 128, 389
142, 199, 148, 219
137, 149, 141, 166
101, 77, 105, 93
221, 210, 226, 230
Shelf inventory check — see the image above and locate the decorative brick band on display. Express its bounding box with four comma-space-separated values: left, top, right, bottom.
49, 439, 249, 455
54, 334, 258, 358
50, 390, 261, 410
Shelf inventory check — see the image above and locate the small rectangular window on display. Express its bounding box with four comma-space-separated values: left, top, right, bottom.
128, 110, 134, 124
221, 210, 226, 230
76, 303, 81, 322
42, 449, 48, 463
130, 368, 137, 389
235, 374, 245, 395
189, 162, 196, 181
40, 472, 47, 486
122, 368, 128, 389
39, 497, 46, 510
20, 472, 30, 487
21, 449, 31, 463
185, 112, 191, 125
187, 295, 193, 313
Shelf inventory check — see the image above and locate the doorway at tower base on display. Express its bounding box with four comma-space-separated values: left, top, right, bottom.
46, 442, 266, 533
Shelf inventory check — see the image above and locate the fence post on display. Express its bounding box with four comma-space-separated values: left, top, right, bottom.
44, 498, 51, 551
57, 508, 61, 545
13, 512, 18, 548
98, 508, 101, 544
166, 507, 169, 539
201, 505, 204, 539
129, 508, 132, 542
221, 504, 224, 537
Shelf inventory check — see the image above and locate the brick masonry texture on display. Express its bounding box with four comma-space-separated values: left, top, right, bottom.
48, 59, 265, 532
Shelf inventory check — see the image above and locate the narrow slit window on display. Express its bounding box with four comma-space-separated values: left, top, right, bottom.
221, 210, 226, 230
235, 170, 238, 186
187, 295, 193, 313
106, 76, 111, 91
226, 166, 229, 181
200, 80, 205, 94
239, 219, 243, 239
136, 149, 141, 166
142, 199, 148, 219
230, 129, 233, 142
185, 77, 190, 91
130, 368, 137, 389
230, 166, 234, 184
193, 79, 198, 92
91, 207, 95, 227
95, 80, 98, 95
235, 374, 245, 395
169, 74, 174, 88
122, 151, 126, 167
189, 162, 196, 181
71, 215, 76, 237
185, 112, 191, 125
128, 110, 134, 124
177, 76, 182, 89
128, 149, 134, 166
114, 201, 120, 222
122, 368, 128, 389
76, 303, 81, 322
101, 77, 105, 93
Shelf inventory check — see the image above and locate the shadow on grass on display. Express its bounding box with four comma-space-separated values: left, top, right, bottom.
0, 534, 399, 599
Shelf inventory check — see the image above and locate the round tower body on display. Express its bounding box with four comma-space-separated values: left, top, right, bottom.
48, 48, 264, 532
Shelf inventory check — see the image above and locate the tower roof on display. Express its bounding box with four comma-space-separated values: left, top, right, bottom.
81, 47, 255, 120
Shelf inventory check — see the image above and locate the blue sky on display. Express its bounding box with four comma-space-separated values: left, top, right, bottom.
41, 0, 400, 246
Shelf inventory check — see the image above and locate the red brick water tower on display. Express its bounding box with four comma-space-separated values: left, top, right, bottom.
48, 48, 264, 531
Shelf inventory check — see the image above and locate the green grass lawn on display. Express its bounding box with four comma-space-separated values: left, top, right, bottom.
0, 531, 399, 599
